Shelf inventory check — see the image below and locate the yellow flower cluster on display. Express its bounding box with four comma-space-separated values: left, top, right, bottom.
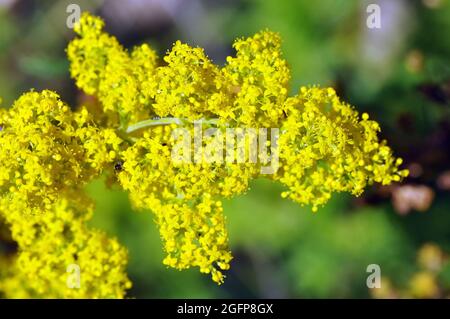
67, 14, 289, 128
0, 90, 130, 297
222, 30, 290, 127
0, 196, 131, 298
0, 90, 123, 215
0, 11, 408, 291
67, 13, 158, 124
117, 126, 255, 282
0, 90, 84, 214
275, 87, 408, 211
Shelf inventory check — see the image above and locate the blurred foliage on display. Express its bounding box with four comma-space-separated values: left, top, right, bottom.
1, 0, 450, 298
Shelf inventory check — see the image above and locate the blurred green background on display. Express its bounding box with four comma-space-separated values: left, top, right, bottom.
1, 0, 450, 298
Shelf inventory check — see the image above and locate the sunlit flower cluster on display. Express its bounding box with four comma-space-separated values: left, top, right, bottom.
0, 196, 130, 298
276, 87, 408, 211
0, 12, 408, 295
0, 90, 130, 298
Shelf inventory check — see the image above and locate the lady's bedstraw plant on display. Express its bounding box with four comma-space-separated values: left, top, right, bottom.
0, 13, 408, 298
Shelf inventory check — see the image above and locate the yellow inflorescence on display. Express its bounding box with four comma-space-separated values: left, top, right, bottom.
0, 90, 123, 215
222, 30, 291, 127
0, 12, 408, 295
0, 90, 131, 298
0, 196, 131, 298
276, 87, 408, 211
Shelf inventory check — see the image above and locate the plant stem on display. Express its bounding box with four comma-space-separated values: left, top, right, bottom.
125, 117, 220, 134
126, 117, 183, 134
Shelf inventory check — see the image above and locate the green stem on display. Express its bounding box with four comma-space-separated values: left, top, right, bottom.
126, 117, 183, 134
125, 117, 220, 134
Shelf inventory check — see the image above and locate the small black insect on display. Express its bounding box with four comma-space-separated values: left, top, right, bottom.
114, 161, 123, 172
